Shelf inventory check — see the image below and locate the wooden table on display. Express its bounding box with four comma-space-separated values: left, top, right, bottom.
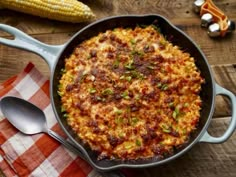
0, 0, 235, 177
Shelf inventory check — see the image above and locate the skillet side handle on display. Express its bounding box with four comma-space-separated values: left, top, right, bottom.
0, 24, 65, 70
199, 84, 236, 143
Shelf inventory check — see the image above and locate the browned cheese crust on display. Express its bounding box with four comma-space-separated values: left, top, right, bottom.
58, 25, 205, 160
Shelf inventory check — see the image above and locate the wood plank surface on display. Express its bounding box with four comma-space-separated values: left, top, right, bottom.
0, 0, 235, 177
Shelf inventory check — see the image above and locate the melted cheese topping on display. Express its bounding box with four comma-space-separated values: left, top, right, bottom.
58, 25, 204, 160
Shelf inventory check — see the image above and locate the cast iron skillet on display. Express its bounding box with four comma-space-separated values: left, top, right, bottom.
0, 15, 235, 171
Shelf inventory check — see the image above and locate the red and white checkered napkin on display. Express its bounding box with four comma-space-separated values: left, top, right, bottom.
0, 63, 134, 177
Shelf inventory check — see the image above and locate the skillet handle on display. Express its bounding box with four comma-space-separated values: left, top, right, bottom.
0, 24, 65, 70
199, 84, 236, 143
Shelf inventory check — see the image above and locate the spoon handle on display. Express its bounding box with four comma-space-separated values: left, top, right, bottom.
47, 130, 125, 177
47, 129, 86, 159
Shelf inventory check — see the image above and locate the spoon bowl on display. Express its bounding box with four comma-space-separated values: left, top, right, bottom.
0, 96, 84, 155
0, 96, 124, 177
0, 96, 48, 134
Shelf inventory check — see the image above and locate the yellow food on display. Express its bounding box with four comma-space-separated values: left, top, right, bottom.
0, 0, 95, 23
58, 25, 205, 160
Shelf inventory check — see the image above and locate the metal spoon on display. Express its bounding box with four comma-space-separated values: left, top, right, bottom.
0, 96, 124, 177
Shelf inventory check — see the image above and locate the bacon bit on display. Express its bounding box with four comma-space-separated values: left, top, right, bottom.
107, 52, 115, 59
93, 127, 101, 133
90, 49, 97, 57
75, 102, 88, 116
133, 55, 143, 67
107, 135, 123, 147
115, 37, 123, 44
130, 104, 140, 112
79, 59, 86, 65
109, 34, 116, 40
151, 115, 162, 122
170, 130, 180, 137
141, 134, 150, 143
99, 34, 107, 42
91, 68, 99, 76
143, 45, 154, 53
159, 44, 166, 50
136, 64, 153, 76
114, 93, 122, 100
151, 77, 161, 86
90, 95, 100, 104
66, 84, 74, 92
150, 130, 157, 139
135, 146, 145, 153
142, 91, 158, 101
88, 120, 98, 127
151, 145, 165, 155
164, 97, 174, 103
75, 70, 85, 83
192, 77, 201, 83
152, 55, 164, 63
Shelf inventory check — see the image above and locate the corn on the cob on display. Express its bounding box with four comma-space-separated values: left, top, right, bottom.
0, 0, 95, 23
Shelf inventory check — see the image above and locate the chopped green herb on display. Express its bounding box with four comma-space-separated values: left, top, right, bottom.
87, 54, 92, 59
61, 106, 66, 112
96, 96, 102, 101
138, 24, 148, 28
57, 91, 63, 96
96, 96, 106, 102
130, 39, 136, 45
115, 117, 124, 125
157, 83, 162, 88
63, 113, 68, 118
183, 128, 187, 135
58, 84, 63, 89
119, 75, 125, 80
161, 84, 168, 91
113, 58, 120, 69
175, 107, 180, 115
131, 50, 144, 57
134, 94, 140, 100
118, 131, 125, 138
131, 117, 139, 125
159, 39, 167, 46
162, 128, 171, 133
147, 65, 155, 70
116, 110, 123, 115
143, 44, 149, 50
102, 88, 113, 95
172, 107, 180, 120
161, 124, 171, 133
114, 107, 123, 115
150, 24, 161, 32
129, 70, 138, 78
172, 111, 177, 119
124, 142, 133, 149
60, 68, 66, 74
121, 91, 130, 99
125, 62, 135, 70
136, 139, 141, 146
169, 102, 175, 108
126, 76, 132, 82
88, 88, 97, 94
184, 103, 189, 107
